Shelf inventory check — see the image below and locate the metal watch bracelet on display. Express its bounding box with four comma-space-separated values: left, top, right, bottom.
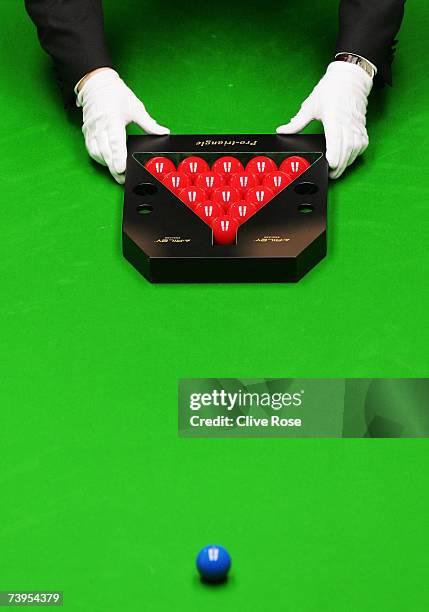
335, 53, 377, 79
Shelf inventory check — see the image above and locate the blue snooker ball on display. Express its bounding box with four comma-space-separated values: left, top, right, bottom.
196, 544, 231, 582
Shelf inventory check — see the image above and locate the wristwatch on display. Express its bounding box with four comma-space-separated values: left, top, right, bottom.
335, 52, 377, 79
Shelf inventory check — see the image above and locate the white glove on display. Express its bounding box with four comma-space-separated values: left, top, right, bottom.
76, 69, 170, 184
276, 61, 373, 179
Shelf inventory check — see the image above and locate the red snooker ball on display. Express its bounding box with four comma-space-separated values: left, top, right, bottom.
195, 201, 224, 224
178, 156, 210, 181
246, 185, 275, 209
279, 156, 310, 178
145, 156, 176, 179
212, 157, 244, 183
245, 156, 277, 183
194, 172, 225, 198
211, 215, 240, 245
229, 201, 257, 224
229, 172, 258, 198
212, 186, 241, 212
263, 171, 293, 193
178, 186, 206, 209
162, 171, 190, 193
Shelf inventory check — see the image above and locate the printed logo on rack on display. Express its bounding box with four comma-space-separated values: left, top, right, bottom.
155, 236, 192, 244
253, 235, 291, 243
195, 139, 258, 147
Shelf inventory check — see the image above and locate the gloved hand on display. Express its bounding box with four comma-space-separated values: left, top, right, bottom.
276, 61, 373, 179
76, 68, 170, 184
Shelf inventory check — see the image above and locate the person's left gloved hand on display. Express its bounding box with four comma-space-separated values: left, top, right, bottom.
276, 61, 373, 179
76, 69, 169, 184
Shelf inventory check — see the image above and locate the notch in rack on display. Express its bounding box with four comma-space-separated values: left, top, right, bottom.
123, 134, 328, 283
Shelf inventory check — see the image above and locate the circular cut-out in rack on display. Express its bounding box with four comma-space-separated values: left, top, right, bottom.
294, 182, 319, 195
298, 204, 314, 214
134, 182, 158, 196
136, 203, 154, 215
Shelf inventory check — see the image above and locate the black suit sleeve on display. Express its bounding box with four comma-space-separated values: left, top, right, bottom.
25, 0, 112, 106
336, 0, 406, 84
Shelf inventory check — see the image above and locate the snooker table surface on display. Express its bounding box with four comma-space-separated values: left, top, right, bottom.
1, 1, 428, 610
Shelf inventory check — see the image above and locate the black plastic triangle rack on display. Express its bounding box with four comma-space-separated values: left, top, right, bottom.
123, 134, 328, 282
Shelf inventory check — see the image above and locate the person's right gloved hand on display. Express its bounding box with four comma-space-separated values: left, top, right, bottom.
76, 68, 170, 184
